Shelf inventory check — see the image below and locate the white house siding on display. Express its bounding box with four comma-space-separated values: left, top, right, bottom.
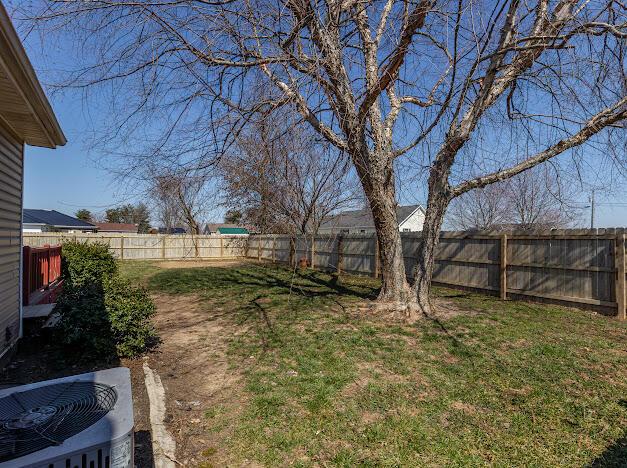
399, 208, 425, 232
317, 226, 376, 235
0, 123, 23, 360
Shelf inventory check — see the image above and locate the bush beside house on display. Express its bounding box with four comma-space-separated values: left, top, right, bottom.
55, 241, 156, 358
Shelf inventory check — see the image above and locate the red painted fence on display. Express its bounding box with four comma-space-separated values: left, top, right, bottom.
22, 244, 62, 306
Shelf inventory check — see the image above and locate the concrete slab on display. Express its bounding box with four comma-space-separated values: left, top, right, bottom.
22, 303, 56, 319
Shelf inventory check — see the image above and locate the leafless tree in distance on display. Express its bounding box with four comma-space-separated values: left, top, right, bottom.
20, 0, 627, 318
506, 167, 580, 229
448, 166, 580, 230
447, 184, 511, 231
221, 109, 359, 236
149, 170, 214, 235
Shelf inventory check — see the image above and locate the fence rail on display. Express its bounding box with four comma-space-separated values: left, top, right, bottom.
23, 244, 62, 306
246, 230, 627, 319
23, 233, 247, 260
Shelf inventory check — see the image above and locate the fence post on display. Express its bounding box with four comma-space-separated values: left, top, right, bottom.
272, 235, 276, 262
220, 236, 224, 259
336, 235, 344, 276
500, 234, 508, 300
120, 235, 124, 260
162, 236, 166, 259
373, 234, 380, 278
22, 246, 31, 306
311, 235, 316, 270
258, 237, 262, 261
615, 232, 626, 320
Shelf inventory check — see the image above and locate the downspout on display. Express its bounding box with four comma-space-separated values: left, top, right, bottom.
18, 144, 24, 338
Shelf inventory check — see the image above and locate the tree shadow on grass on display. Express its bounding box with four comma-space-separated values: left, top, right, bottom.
588, 406, 627, 468
149, 265, 380, 354
149, 264, 378, 302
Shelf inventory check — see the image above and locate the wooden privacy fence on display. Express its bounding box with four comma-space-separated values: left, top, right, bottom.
22, 230, 627, 319
246, 229, 627, 319
23, 233, 247, 260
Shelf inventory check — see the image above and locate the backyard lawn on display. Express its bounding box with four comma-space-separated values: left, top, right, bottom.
121, 261, 627, 467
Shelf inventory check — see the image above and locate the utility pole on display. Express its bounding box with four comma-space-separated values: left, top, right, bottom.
590, 190, 595, 229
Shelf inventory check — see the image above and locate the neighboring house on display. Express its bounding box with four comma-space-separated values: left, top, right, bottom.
0, 3, 65, 362
318, 205, 425, 235
23, 209, 97, 233
95, 222, 139, 233
204, 223, 250, 235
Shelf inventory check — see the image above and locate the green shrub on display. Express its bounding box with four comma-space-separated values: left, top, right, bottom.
54, 283, 114, 356
55, 241, 156, 358
61, 241, 117, 289
104, 276, 157, 357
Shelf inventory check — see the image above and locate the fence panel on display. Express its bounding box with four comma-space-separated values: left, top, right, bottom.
244, 229, 626, 317
313, 235, 339, 271
274, 236, 291, 263
342, 235, 376, 275
122, 235, 163, 259
24, 233, 248, 261
431, 235, 500, 291
258, 236, 275, 260
506, 235, 615, 305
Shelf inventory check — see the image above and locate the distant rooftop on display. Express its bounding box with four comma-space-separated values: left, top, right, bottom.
320, 205, 422, 229
95, 222, 138, 233
205, 223, 240, 232
217, 227, 249, 235
158, 227, 187, 234
205, 223, 253, 234
23, 209, 96, 229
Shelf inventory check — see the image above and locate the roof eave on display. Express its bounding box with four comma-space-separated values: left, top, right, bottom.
0, 4, 65, 148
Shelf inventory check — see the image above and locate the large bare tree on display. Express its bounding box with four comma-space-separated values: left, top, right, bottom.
21, 0, 627, 317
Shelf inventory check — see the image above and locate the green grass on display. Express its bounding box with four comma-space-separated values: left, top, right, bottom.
118, 260, 160, 285
120, 261, 627, 467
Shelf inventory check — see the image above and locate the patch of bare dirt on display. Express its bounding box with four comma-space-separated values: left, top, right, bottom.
431, 298, 477, 319
345, 296, 474, 323
146, 293, 249, 466
145, 290, 480, 465
449, 401, 481, 415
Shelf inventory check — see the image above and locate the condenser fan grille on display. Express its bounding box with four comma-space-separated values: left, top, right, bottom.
0, 381, 117, 462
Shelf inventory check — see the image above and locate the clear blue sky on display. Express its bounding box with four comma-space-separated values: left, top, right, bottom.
24, 102, 130, 216
17, 11, 627, 227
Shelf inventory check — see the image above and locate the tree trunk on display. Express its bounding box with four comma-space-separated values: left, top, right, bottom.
412, 170, 452, 315
347, 139, 419, 317
369, 191, 414, 305
357, 156, 417, 316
